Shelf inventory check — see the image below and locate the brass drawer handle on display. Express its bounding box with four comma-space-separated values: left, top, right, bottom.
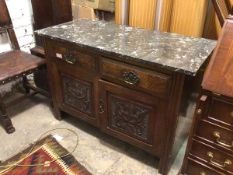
207, 151, 232, 168
64, 52, 77, 65
122, 71, 140, 85
200, 172, 206, 175
213, 131, 233, 148
99, 99, 105, 114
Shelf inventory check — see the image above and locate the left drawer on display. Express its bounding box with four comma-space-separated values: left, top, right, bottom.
47, 40, 97, 72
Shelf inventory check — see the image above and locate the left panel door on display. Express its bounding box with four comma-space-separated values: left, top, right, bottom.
45, 39, 99, 126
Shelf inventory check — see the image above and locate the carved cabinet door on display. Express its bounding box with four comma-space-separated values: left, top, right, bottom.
51, 63, 98, 126
45, 38, 99, 126
58, 72, 98, 125
98, 80, 164, 155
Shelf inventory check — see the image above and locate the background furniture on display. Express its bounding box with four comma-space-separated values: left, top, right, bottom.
129, 0, 157, 29
30, 0, 72, 94
115, 0, 233, 39
0, 0, 45, 134
180, 19, 233, 175
31, 0, 72, 49
212, 0, 233, 26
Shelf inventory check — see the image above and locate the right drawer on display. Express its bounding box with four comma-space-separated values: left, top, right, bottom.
206, 97, 233, 127
189, 140, 233, 174
196, 120, 233, 153
185, 158, 226, 175
100, 58, 171, 98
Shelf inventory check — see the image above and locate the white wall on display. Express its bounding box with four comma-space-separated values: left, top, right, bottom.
0, 0, 35, 53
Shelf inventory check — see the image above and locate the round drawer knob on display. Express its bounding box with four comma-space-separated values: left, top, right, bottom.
230, 112, 233, 118
197, 109, 202, 115
200, 172, 206, 175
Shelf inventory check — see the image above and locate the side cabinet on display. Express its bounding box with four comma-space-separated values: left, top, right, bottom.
98, 80, 164, 156
45, 38, 188, 175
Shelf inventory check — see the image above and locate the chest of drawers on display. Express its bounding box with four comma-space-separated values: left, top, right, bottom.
181, 92, 233, 175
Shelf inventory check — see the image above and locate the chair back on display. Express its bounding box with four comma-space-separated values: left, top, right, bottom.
202, 18, 233, 97
0, 0, 20, 50
211, 0, 232, 27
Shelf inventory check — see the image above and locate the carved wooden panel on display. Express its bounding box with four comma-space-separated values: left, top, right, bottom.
109, 94, 151, 140
62, 75, 92, 115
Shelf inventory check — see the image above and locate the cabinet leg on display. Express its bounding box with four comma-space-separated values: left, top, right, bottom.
53, 106, 63, 120
158, 157, 169, 175
0, 101, 15, 134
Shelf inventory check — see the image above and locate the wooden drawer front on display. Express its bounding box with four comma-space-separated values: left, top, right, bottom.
185, 158, 225, 175
49, 40, 96, 72
190, 140, 233, 173
98, 80, 164, 155
100, 58, 170, 97
208, 97, 233, 127
196, 120, 233, 153
62, 74, 94, 116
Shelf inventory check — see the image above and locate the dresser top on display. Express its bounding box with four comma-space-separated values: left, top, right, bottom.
37, 19, 216, 76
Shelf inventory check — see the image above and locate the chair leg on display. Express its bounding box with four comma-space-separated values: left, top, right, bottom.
23, 76, 30, 94
0, 99, 15, 134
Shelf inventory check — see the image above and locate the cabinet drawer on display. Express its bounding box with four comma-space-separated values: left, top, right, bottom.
48, 40, 96, 72
100, 58, 170, 98
207, 97, 233, 128
196, 120, 233, 153
190, 140, 233, 173
185, 158, 225, 175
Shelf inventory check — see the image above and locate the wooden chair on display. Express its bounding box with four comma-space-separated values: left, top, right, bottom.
211, 0, 233, 26
0, 0, 46, 134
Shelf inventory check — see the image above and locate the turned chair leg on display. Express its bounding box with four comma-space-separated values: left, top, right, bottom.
23, 76, 30, 94
0, 99, 15, 134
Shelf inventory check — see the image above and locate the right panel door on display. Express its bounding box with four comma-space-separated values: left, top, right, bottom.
98, 80, 165, 155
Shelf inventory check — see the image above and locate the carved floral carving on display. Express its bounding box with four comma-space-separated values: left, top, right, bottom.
62, 75, 92, 114
110, 95, 150, 140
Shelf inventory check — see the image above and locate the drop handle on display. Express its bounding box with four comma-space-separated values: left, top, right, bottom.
207, 151, 232, 168
122, 71, 140, 85
213, 131, 233, 148
64, 52, 77, 65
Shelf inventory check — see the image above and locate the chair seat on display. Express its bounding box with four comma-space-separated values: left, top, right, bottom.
0, 50, 46, 84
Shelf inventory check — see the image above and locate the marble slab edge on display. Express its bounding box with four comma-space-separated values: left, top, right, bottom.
39, 34, 214, 77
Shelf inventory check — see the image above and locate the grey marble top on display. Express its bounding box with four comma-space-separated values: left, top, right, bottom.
37, 19, 216, 76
